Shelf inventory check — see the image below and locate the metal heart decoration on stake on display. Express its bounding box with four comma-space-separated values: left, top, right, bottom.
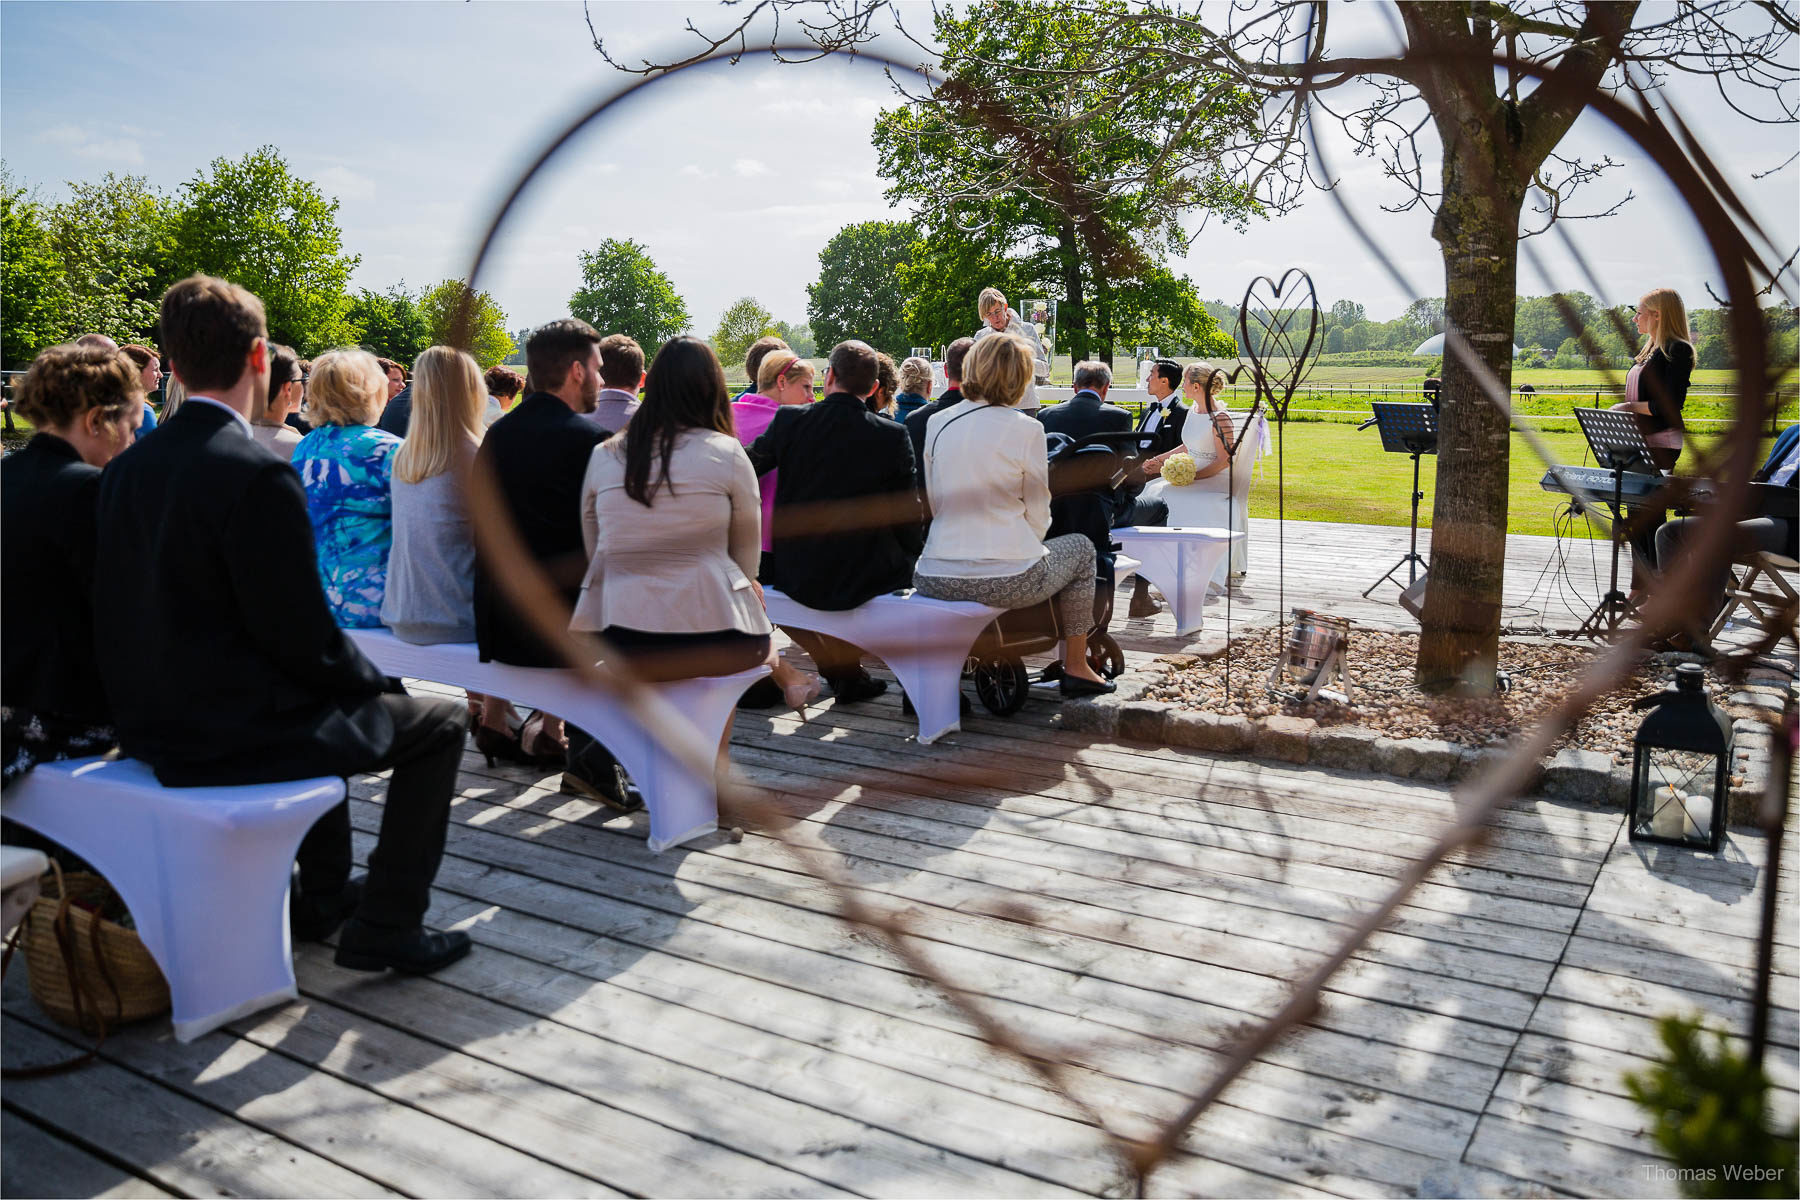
1237, 268, 1322, 423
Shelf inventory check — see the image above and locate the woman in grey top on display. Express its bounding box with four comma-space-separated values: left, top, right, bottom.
381, 345, 527, 763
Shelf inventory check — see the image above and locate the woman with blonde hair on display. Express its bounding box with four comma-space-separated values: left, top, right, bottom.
895, 356, 933, 422
380, 346, 528, 760
912, 334, 1114, 697
972, 287, 1049, 411
1610, 287, 1695, 591
292, 348, 401, 627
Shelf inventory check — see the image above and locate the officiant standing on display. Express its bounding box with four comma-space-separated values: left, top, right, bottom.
972, 288, 1049, 413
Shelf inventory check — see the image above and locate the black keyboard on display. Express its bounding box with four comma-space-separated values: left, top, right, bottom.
1540, 465, 1666, 501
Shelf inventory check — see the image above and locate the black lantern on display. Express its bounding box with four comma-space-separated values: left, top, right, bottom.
1629, 663, 1732, 852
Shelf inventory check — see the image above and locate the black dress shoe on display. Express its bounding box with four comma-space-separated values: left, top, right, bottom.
735, 677, 785, 709
1128, 577, 1161, 619
291, 876, 364, 943
831, 673, 888, 704
560, 763, 645, 812
333, 920, 473, 974
1059, 675, 1117, 699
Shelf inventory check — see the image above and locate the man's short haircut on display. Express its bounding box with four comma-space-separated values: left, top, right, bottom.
306, 348, 388, 427
75, 333, 119, 350
15, 342, 144, 431
525, 318, 602, 393
1072, 360, 1112, 392
943, 337, 975, 383
827, 340, 879, 398
118, 343, 157, 370
744, 335, 788, 386
484, 365, 525, 398
597, 333, 645, 389
1151, 358, 1183, 392
976, 287, 1007, 318
159, 274, 267, 394
961, 335, 1033, 408
898, 356, 932, 395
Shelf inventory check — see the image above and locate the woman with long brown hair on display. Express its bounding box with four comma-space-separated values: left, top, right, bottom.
574, 337, 815, 706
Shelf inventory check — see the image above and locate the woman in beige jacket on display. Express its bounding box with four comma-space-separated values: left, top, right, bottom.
573, 337, 817, 706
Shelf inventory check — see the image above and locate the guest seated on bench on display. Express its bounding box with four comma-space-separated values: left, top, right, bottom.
476, 318, 635, 809
2, 343, 144, 784
746, 340, 926, 704
93, 275, 469, 974
574, 337, 807, 715
381, 345, 524, 765
293, 348, 402, 628
912, 333, 1116, 699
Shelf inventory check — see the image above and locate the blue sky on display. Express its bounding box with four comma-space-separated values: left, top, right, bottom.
3, 1, 1795, 339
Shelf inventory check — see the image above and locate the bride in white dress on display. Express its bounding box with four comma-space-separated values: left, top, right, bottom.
1136, 366, 1256, 589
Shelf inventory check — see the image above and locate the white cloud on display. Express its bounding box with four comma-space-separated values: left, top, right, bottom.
678, 164, 715, 179
316, 165, 376, 200
35, 122, 143, 165
733, 157, 770, 178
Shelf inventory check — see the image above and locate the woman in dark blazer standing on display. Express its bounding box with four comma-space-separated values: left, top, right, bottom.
1611, 287, 1695, 593
1, 344, 145, 783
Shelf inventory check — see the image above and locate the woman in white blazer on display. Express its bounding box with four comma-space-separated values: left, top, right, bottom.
912, 334, 1116, 698
573, 337, 816, 705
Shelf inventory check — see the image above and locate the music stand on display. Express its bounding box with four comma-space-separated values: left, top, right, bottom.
1362, 403, 1437, 597
1571, 406, 1658, 638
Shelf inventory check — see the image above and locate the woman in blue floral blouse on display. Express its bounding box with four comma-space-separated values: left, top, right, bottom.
292, 348, 402, 627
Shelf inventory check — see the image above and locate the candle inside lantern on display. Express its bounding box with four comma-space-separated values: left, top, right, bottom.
1682, 793, 1712, 840
1650, 785, 1686, 838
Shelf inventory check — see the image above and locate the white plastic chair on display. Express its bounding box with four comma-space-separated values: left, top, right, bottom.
2, 758, 345, 1042
347, 630, 767, 852
762, 589, 1004, 744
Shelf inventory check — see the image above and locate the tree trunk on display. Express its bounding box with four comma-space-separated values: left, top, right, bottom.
1414, 134, 1524, 693
1090, 267, 1117, 363
1056, 220, 1090, 363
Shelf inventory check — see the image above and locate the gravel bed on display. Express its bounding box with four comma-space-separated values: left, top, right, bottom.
1139, 627, 1751, 764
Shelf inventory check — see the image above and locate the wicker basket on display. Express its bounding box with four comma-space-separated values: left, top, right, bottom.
22, 866, 169, 1034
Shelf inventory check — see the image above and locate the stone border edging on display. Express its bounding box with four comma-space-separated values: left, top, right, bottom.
1059, 676, 1782, 828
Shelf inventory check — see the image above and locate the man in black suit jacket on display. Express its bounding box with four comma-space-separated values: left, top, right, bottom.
1133, 358, 1188, 459
1039, 359, 1132, 441
93, 276, 469, 974
473, 318, 633, 809
748, 340, 926, 702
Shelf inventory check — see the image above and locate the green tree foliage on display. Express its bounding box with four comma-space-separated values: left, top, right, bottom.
806, 220, 915, 356
569, 238, 690, 352
1330, 299, 1366, 327
712, 296, 778, 370
772, 320, 815, 359
894, 228, 1033, 353
170, 146, 359, 353
1625, 1016, 1797, 1198
1, 181, 69, 367
1324, 327, 1345, 354
348, 284, 431, 364
872, 0, 1260, 361
419, 279, 514, 368
46, 173, 171, 344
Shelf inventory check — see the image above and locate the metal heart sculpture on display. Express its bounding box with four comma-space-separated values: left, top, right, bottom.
1235, 268, 1321, 424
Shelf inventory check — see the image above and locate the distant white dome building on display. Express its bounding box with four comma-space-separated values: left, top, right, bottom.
1412, 333, 1526, 357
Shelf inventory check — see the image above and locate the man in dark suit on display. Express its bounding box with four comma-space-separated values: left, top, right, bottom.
474, 319, 634, 810
93, 276, 469, 975
748, 340, 926, 702
375, 358, 410, 436
1039, 359, 1131, 441
1118, 358, 1188, 615
904, 336, 973, 514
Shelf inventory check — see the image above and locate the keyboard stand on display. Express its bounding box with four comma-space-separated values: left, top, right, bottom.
1570, 408, 1657, 640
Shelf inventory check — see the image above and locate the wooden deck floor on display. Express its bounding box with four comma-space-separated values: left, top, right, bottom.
5, 522, 1796, 1198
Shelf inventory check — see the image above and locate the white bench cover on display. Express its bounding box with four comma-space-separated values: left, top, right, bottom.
1112, 527, 1242, 636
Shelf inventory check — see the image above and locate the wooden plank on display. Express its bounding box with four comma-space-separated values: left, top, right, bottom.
403, 883, 1484, 1166
1518, 999, 1800, 1096
1464, 1110, 1681, 1198
1571, 905, 1800, 980
1504, 1030, 1799, 1127
1, 1107, 178, 1199
1545, 963, 1800, 1050
229, 995, 836, 1198
349, 798, 1524, 1096
1, 1014, 396, 1198
290, 944, 1094, 1198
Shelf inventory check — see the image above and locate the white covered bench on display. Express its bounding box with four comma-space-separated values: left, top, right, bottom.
761, 588, 1004, 744
2, 758, 345, 1042
348, 629, 767, 853
1111, 527, 1242, 636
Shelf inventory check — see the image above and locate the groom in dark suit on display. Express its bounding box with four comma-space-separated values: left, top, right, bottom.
93, 275, 470, 974
1118, 358, 1188, 616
